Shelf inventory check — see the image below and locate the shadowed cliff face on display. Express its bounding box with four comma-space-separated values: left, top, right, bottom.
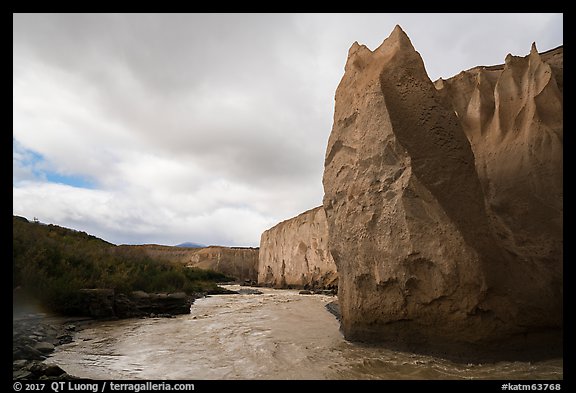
322, 25, 562, 360
258, 206, 337, 289
435, 45, 563, 287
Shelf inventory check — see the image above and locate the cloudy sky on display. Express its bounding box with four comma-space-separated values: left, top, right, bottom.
13, 13, 563, 247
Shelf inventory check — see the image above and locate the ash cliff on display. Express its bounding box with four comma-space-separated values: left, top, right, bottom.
127, 245, 259, 283
321, 25, 562, 360
258, 206, 337, 289
435, 44, 563, 279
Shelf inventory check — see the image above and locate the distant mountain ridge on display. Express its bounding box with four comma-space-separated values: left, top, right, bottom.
175, 242, 206, 248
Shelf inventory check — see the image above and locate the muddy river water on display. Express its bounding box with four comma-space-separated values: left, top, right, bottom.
48, 286, 562, 380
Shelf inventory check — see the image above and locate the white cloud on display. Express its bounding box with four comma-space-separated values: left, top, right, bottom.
12, 181, 274, 246
13, 141, 40, 184
13, 13, 562, 246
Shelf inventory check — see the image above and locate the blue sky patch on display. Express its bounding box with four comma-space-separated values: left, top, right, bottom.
44, 171, 95, 189
13, 138, 95, 189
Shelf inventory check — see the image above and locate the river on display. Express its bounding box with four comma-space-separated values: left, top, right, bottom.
48, 286, 562, 380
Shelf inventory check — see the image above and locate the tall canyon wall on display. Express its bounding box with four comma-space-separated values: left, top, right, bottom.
435, 44, 563, 277
321, 25, 562, 360
126, 245, 259, 283
258, 207, 337, 289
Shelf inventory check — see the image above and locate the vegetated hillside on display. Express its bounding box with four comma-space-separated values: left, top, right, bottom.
13, 216, 231, 314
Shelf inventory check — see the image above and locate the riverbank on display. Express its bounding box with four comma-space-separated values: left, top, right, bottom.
13, 310, 88, 380
13, 288, 207, 380
12, 284, 271, 380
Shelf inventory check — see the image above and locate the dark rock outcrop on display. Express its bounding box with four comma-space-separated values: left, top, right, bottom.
78, 289, 115, 318
114, 291, 192, 318
321, 25, 562, 361
77, 289, 192, 319
13, 314, 80, 379
325, 300, 341, 322
13, 361, 74, 380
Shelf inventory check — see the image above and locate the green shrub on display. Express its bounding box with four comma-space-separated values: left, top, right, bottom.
12, 216, 231, 314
